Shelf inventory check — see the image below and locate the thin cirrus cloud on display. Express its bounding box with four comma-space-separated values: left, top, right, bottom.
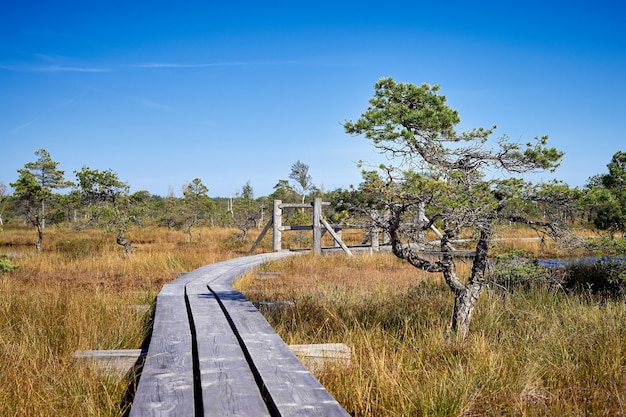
124, 94, 174, 111
0, 58, 329, 73
129, 61, 251, 69
1, 58, 324, 133
0, 63, 111, 73
7, 87, 93, 134
6, 85, 175, 134
39, 65, 111, 73
9, 118, 40, 134
126, 60, 311, 69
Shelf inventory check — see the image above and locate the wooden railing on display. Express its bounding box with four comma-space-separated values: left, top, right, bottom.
249, 198, 356, 256
129, 252, 350, 417
248, 198, 476, 258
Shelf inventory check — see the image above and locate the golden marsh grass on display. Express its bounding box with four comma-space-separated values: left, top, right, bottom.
1, 225, 623, 416
237, 251, 626, 416
0, 225, 250, 416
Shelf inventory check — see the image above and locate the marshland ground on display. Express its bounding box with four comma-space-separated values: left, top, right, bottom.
0, 225, 624, 416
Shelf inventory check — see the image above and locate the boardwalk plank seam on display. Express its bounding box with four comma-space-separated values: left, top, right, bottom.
130, 252, 350, 417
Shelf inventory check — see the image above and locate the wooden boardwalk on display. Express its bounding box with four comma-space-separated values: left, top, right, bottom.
129, 252, 350, 417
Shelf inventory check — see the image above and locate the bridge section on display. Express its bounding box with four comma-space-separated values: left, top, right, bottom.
129, 252, 350, 417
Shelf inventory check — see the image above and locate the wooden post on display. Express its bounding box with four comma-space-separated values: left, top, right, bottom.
418, 201, 426, 244
370, 210, 380, 251
370, 227, 379, 251
273, 200, 282, 252
333, 226, 342, 248
382, 231, 390, 245
74, 349, 147, 376
248, 218, 273, 255
312, 198, 322, 255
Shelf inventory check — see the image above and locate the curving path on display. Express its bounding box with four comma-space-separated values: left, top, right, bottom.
129, 251, 350, 417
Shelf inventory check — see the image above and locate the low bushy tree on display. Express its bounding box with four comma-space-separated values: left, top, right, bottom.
585, 150, 626, 236
182, 178, 213, 241
231, 181, 260, 241
74, 166, 133, 255
345, 77, 567, 339
289, 160, 314, 205
11, 149, 72, 253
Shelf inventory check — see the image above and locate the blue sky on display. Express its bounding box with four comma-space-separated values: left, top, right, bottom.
1, 1, 624, 197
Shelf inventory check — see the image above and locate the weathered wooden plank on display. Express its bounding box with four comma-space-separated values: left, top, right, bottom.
421, 250, 476, 257
289, 344, 351, 373
185, 280, 271, 417
252, 300, 295, 315
130, 252, 349, 417
129, 293, 195, 417
320, 217, 353, 257
256, 271, 282, 278
278, 202, 330, 209
211, 284, 350, 417
248, 217, 274, 255
197, 252, 300, 287
279, 225, 314, 231
73, 348, 147, 376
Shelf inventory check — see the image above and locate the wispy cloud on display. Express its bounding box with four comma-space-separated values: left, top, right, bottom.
59, 87, 93, 106
130, 62, 215, 69
125, 94, 174, 111
128, 59, 319, 69
7, 87, 93, 134
38, 65, 111, 73
9, 118, 39, 134
1, 59, 318, 73
0, 63, 111, 73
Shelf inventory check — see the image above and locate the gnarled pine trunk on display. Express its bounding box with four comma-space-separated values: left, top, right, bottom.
450, 282, 483, 339
388, 205, 492, 340
447, 226, 491, 339
116, 231, 132, 256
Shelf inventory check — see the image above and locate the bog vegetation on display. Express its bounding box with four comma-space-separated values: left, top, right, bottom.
0, 223, 624, 416
0, 226, 252, 416
237, 246, 626, 416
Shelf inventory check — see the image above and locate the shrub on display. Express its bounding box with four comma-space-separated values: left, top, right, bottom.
588, 236, 626, 256
488, 250, 560, 293
565, 259, 626, 299
565, 236, 626, 298
0, 253, 19, 272
54, 238, 106, 259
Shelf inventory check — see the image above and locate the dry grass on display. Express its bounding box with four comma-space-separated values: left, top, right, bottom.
0, 276, 149, 415
0, 225, 253, 416
1, 224, 623, 416
237, 246, 626, 416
